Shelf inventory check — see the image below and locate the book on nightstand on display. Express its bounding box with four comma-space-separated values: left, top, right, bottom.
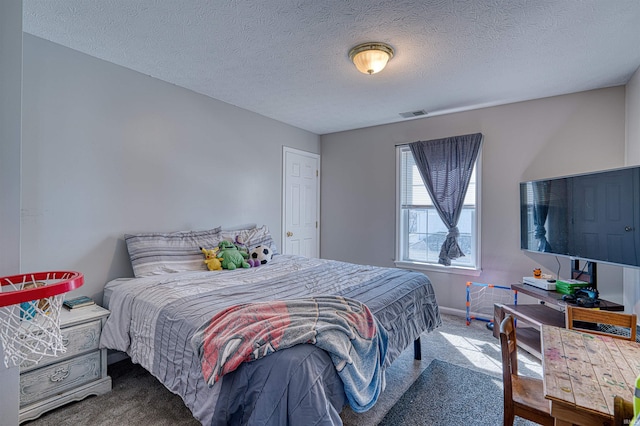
63, 296, 95, 310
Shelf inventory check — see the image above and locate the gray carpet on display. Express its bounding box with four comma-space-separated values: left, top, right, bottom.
22, 314, 542, 425
378, 359, 535, 425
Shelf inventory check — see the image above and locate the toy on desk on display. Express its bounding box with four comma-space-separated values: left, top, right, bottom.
533, 268, 542, 278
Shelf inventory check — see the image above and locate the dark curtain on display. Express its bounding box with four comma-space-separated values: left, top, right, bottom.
532, 181, 553, 252
409, 133, 483, 266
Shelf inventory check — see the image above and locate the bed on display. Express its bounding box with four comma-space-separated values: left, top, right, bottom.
99, 226, 441, 425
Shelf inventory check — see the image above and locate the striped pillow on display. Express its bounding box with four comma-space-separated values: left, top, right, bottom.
219, 225, 278, 255
125, 228, 222, 278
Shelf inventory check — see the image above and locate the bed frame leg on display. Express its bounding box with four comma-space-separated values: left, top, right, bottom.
414, 337, 421, 360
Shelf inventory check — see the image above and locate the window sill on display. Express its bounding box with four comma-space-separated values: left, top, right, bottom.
394, 260, 482, 276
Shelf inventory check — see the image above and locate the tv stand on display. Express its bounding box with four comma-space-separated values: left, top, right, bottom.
493, 283, 623, 359
571, 259, 597, 289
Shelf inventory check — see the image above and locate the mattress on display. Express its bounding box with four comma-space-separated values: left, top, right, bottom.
100, 254, 441, 424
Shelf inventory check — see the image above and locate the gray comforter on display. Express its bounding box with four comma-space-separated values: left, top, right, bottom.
100, 255, 441, 425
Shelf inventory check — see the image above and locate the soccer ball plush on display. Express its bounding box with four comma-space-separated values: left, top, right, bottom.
250, 245, 273, 265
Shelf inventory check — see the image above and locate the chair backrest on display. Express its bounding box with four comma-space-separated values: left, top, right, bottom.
566, 306, 637, 341
499, 314, 554, 426
499, 315, 518, 398
613, 396, 634, 426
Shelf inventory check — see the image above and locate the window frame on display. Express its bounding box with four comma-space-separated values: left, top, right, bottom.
394, 145, 482, 275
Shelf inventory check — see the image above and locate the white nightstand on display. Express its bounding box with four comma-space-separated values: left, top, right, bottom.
18, 304, 112, 423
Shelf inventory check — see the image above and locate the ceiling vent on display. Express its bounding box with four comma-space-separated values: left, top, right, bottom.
399, 110, 428, 119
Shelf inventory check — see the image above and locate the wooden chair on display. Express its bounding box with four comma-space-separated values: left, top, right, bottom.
566, 306, 637, 341
499, 315, 554, 426
613, 395, 635, 426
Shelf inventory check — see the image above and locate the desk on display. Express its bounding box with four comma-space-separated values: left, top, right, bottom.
512, 284, 624, 311
541, 325, 640, 426
493, 286, 624, 360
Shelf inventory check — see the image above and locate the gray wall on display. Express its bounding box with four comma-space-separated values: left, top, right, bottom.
320, 87, 627, 312
0, 0, 22, 422
1, 0, 22, 276
624, 66, 640, 316
626, 67, 640, 164
21, 34, 320, 303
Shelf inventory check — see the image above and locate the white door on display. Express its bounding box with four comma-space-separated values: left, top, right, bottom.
282, 147, 320, 257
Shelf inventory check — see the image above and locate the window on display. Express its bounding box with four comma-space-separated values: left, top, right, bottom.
395, 146, 481, 271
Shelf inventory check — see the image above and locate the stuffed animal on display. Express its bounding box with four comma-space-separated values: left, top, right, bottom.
235, 236, 265, 267
231, 236, 260, 267
216, 240, 250, 270
234, 235, 249, 254
250, 245, 273, 265
200, 246, 223, 271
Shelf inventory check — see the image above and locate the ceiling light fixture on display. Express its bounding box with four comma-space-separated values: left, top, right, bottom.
348, 42, 394, 75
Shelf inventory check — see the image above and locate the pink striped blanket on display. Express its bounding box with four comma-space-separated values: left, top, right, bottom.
190, 295, 388, 412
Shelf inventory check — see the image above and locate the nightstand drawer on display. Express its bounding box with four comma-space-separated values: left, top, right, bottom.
20, 351, 102, 406
21, 319, 102, 370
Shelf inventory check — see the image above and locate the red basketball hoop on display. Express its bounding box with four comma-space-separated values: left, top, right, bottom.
0, 271, 83, 307
0, 271, 84, 368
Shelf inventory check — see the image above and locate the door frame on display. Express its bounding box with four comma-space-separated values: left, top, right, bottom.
282, 146, 321, 256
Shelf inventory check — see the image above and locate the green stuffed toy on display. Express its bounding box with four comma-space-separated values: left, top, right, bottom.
216, 240, 250, 270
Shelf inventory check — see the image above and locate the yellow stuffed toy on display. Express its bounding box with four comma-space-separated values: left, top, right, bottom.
200, 247, 222, 271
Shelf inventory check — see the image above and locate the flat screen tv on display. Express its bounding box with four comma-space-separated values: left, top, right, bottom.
520, 166, 640, 269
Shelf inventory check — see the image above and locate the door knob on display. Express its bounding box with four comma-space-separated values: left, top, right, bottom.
286, 231, 293, 237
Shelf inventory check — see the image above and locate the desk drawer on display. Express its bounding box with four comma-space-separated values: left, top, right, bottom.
21, 319, 102, 370
20, 351, 101, 406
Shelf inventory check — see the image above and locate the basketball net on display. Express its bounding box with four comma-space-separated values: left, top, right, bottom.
0, 272, 81, 368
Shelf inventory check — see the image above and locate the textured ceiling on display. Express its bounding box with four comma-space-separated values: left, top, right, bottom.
22, 0, 640, 135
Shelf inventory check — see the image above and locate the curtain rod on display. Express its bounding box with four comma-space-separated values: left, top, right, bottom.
395, 133, 484, 148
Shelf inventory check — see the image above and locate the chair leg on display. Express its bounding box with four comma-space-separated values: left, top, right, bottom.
503, 406, 514, 426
